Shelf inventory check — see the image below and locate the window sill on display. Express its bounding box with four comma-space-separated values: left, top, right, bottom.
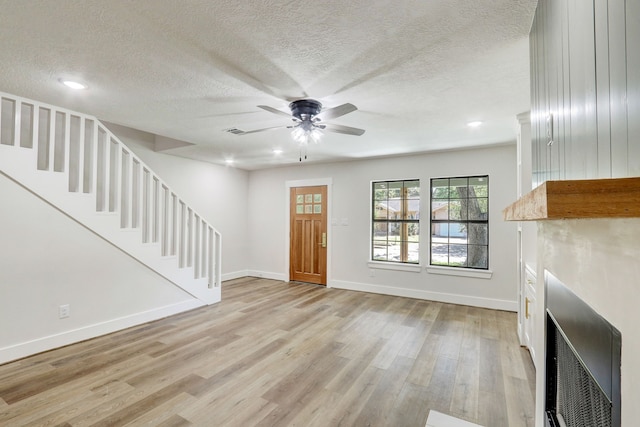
425, 265, 493, 279
368, 261, 422, 273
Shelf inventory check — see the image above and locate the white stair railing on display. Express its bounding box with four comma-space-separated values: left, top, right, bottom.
0, 92, 221, 304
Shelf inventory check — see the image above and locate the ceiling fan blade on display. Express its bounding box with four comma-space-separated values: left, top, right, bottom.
317, 103, 357, 121
323, 123, 366, 136
257, 105, 292, 118
235, 125, 290, 135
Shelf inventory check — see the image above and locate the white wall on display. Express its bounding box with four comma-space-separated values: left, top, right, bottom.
0, 121, 250, 363
0, 129, 517, 363
0, 173, 200, 364
534, 219, 640, 427
105, 123, 250, 280
248, 144, 518, 310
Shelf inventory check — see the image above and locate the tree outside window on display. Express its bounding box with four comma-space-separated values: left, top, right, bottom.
430, 176, 488, 269
372, 180, 420, 264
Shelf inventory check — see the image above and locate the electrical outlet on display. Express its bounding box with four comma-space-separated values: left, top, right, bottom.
59, 304, 70, 319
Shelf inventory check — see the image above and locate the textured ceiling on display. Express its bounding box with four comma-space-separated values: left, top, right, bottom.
0, 0, 536, 170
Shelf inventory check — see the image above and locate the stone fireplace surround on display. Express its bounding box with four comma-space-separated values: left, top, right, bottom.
504, 177, 640, 426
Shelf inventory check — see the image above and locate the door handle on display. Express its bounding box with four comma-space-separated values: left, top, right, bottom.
322, 232, 326, 248
525, 297, 530, 319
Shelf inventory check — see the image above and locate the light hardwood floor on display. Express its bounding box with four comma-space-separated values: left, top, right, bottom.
0, 278, 535, 426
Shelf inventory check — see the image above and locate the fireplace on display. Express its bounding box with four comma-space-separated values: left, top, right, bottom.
544, 271, 621, 427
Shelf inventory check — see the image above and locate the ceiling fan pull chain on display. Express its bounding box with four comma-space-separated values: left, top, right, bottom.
298, 145, 308, 162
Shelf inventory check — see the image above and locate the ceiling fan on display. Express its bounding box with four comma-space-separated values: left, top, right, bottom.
236, 99, 366, 142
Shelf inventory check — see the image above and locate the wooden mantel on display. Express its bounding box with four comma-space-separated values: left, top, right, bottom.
503, 177, 640, 221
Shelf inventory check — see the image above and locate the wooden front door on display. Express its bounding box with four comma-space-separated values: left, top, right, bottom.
290, 185, 327, 285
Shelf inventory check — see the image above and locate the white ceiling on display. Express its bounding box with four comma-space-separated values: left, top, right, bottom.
0, 0, 537, 170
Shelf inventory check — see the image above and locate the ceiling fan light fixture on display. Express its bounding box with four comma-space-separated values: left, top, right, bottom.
291, 126, 322, 146
249, 99, 364, 156
309, 128, 322, 144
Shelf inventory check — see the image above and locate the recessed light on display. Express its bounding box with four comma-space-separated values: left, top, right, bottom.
467, 121, 483, 128
59, 79, 88, 90
273, 149, 283, 154
224, 159, 234, 165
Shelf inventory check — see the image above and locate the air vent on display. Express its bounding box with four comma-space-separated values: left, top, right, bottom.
225, 128, 245, 135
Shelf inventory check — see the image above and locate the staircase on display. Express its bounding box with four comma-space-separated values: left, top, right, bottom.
0, 91, 221, 305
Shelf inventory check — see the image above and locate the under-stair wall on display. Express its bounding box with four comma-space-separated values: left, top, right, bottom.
0, 91, 221, 305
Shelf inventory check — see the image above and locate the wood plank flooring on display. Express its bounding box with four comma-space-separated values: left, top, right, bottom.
0, 278, 536, 426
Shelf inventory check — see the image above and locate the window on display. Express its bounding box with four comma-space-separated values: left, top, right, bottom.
430, 176, 488, 269
372, 180, 420, 264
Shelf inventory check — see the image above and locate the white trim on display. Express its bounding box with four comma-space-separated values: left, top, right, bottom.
517, 111, 531, 125
247, 270, 287, 281
425, 265, 493, 279
220, 270, 289, 282
0, 299, 204, 365
221, 270, 250, 281
285, 178, 333, 286
330, 279, 515, 311
368, 261, 421, 273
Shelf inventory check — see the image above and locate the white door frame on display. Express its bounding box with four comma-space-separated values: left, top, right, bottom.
285, 178, 333, 287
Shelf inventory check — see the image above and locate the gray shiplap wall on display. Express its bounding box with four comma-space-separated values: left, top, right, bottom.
530, 0, 639, 187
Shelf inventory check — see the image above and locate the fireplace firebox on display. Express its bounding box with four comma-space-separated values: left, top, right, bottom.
544, 271, 621, 427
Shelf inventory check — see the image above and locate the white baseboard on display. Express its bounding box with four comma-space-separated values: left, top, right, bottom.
517, 322, 524, 345
218, 274, 516, 311
247, 270, 287, 281
0, 299, 204, 365
221, 270, 250, 281
221, 270, 286, 282
330, 280, 517, 312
